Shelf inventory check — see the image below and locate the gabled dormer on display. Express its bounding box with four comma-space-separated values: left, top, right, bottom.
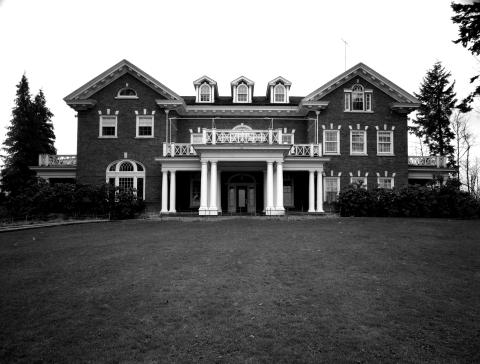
193, 76, 218, 103
231, 76, 254, 103
267, 76, 292, 103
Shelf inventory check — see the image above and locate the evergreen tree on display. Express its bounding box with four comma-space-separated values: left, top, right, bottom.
410, 62, 457, 164
1, 75, 56, 194
452, 1, 480, 112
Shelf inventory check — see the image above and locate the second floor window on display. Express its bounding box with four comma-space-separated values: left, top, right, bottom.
136, 115, 154, 138
350, 130, 367, 155
274, 84, 285, 103
200, 84, 211, 102
99, 115, 117, 138
377, 131, 393, 155
237, 84, 248, 102
323, 130, 340, 154
344, 83, 372, 112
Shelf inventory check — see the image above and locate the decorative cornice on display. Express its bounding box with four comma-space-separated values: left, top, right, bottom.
65, 99, 97, 111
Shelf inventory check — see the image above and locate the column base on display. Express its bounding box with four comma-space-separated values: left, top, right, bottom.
160, 209, 169, 214
199, 207, 218, 216
168, 209, 177, 214
265, 207, 285, 216
316, 209, 324, 213
308, 208, 316, 213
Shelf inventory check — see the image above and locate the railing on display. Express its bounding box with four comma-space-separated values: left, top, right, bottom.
408, 156, 448, 168
163, 143, 197, 157
190, 128, 294, 145
38, 154, 77, 166
289, 144, 322, 157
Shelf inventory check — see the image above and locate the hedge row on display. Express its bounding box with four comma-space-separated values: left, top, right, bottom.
337, 179, 480, 218
0, 181, 145, 220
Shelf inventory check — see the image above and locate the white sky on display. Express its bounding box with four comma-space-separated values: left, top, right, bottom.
0, 0, 479, 160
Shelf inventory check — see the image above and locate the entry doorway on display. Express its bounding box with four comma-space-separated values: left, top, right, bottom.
227, 173, 256, 213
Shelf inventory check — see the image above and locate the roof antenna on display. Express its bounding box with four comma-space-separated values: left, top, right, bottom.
341, 38, 348, 71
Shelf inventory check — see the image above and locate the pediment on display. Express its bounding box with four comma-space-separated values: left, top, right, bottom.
268, 76, 292, 86
193, 75, 217, 86
231, 76, 255, 86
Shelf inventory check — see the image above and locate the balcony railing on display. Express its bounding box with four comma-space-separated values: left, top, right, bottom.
38, 154, 77, 167
163, 142, 323, 157
190, 128, 294, 145
408, 156, 448, 168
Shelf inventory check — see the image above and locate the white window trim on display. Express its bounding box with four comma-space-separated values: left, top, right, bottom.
344, 88, 373, 112
235, 83, 250, 103
273, 84, 286, 103
377, 177, 394, 189
136, 115, 154, 138
377, 130, 394, 156
106, 159, 146, 199
350, 176, 368, 189
324, 176, 341, 201
350, 130, 367, 155
99, 115, 118, 138
323, 129, 340, 155
198, 83, 212, 103
115, 88, 138, 99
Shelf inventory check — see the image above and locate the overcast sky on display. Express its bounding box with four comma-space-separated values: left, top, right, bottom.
0, 0, 479, 159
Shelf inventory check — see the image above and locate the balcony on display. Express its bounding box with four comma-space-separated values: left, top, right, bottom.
190, 128, 294, 145
408, 156, 448, 168
38, 154, 77, 167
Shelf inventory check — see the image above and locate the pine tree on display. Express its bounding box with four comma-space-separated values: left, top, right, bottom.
1, 75, 56, 194
452, 1, 480, 112
410, 62, 457, 164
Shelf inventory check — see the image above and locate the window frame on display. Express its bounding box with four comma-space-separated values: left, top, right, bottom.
323, 129, 340, 155
344, 85, 373, 112
199, 83, 211, 103
377, 177, 394, 189
99, 115, 118, 138
136, 115, 154, 138
377, 130, 394, 155
350, 176, 368, 189
273, 84, 286, 103
283, 175, 294, 207
116, 88, 138, 99
106, 159, 146, 199
190, 177, 201, 208
324, 176, 341, 202
350, 130, 367, 155
237, 83, 248, 103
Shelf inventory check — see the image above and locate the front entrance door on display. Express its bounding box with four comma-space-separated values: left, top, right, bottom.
227, 173, 256, 213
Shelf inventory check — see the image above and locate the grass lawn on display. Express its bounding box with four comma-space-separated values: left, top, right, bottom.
0, 217, 479, 363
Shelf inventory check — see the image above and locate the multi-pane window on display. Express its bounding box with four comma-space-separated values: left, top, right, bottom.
351, 176, 367, 189
237, 84, 248, 102
344, 84, 372, 112
350, 130, 367, 155
283, 176, 294, 207
324, 177, 340, 203
352, 84, 364, 110
119, 161, 134, 171
99, 116, 117, 137
119, 177, 134, 191
344, 93, 351, 111
117, 88, 137, 98
377, 131, 393, 155
378, 177, 393, 189
106, 160, 145, 199
324, 130, 340, 154
274, 84, 285, 103
365, 93, 372, 111
200, 84, 211, 102
136, 115, 154, 137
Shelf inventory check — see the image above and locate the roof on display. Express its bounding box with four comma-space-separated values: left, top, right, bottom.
182, 96, 304, 106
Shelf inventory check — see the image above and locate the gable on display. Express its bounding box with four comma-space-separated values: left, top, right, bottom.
304, 63, 419, 105
64, 59, 183, 103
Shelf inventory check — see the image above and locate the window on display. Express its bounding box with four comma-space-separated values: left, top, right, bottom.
283, 175, 294, 207
377, 131, 393, 155
378, 177, 393, 189
344, 83, 372, 112
323, 130, 340, 154
106, 159, 146, 199
200, 84, 211, 102
136, 115, 154, 138
324, 177, 340, 203
274, 84, 285, 103
117, 88, 138, 99
350, 130, 367, 155
190, 178, 201, 207
237, 84, 248, 102
99, 116, 117, 138
350, 176, 367, 189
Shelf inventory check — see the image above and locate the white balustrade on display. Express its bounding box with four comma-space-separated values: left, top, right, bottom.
408, 156, 447, 168
38, 154, 77, 166
288, 144, 322, 157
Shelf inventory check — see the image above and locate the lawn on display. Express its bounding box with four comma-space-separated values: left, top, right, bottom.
0, 217, 479, 363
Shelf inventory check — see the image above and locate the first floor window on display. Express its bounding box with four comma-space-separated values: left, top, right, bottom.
378, 177, 393, 189
190, 179, 201, 207
377, 131, 393, 155
351, 130, 367, 155
283, 176, 294, 207
106, 159, 146, 199
324, 177, 340, 203
100, 116, 117, 137
137, 115, 154, 137
324, 130, 340, 154
119, 177, 134, 191
351, 176, 367, 189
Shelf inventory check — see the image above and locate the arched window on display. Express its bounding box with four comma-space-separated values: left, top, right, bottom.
237, 84, 248, 102
352, 84, 364, 110
117, 88, 138, 98
106, 159, 146, 199
274, 84, 285, 103
200, 83, 211, 102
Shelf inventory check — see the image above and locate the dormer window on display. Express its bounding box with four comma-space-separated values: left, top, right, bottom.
200, 83, 211, 102
344, 82, 373, 112
274, 84, 285, 102
116, 87, 138, 99
237, 84, 248, 102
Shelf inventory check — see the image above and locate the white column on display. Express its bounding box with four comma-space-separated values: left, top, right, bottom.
169, 170, 176, 213
266, 161, 274, 214
263, 170, 267, 212
161, 170, 168, 213
316, 170, 324, 213
217, 170, 222, 213
308, 170, 315, 213
199, 161, 208, 215
209, 161, 218, 215
276, 161, 285, 214
273, 166, 277, 209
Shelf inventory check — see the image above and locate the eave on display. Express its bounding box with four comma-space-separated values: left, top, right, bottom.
65, 99, 97, 111
390, 102, 420, 114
